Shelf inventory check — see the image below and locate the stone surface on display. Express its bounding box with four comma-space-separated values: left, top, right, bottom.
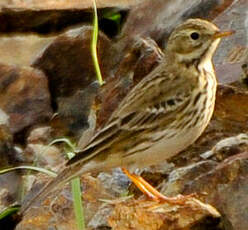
108, 199, 220, 230
153, 135, 248, 230
214, 0, 248, 64
0, 34, 55, 67
27, 126, 52, 144
0, 109, 12, 167
0, 107, 20, 216
97, 168, 130, 197
32, 26, 109, 136
183, 152, 248, 230
0, 0, 139, 34
16, 174, 114, 230
0, 63, 52, 134
0, 130, 22, 215
0, 0, 141, 10
24, 144, 62, 169
215, 84, 248, 123
56, 81, 100, 136
121, 0, 234, 45
33, 26, 110, 101
214, 0, 248, 84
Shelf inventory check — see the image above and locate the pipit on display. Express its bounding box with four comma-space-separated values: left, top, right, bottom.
21, 18, 233, 213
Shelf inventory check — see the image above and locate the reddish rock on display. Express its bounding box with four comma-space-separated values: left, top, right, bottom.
121, 0, 234, 45
32, 26, 109, 135
108, 199, 220, 230
0, 0, 141, 10
0, 34, 55, 67
0, 107, 21, 213
213, 0, 248, 65
183, 152, 248, 230
0, 0, 139, 34
56, 81, 100, 135
153, 134, 248, 230
0, 124, 21, 214
27, 126, 52, 144
0, 63, 52, 134
0, 124, 13, 168
33, 26, 111, 100
17, 174, 114, 230
215, 84, 248, 123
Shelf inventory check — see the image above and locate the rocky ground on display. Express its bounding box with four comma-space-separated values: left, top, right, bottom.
0, 0, 247, 229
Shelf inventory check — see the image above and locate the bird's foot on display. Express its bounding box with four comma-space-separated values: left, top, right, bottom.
122, 167, 196, 205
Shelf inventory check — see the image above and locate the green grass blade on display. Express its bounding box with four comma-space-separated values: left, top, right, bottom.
0, 206, 20, 220
71, 178, 85, 230
91, 0, 103, 85
49, 138, 76, 151
0, 166, 57, 177
66, 148, 85, 230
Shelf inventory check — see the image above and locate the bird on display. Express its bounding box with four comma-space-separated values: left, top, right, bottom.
21, 18, 233, 214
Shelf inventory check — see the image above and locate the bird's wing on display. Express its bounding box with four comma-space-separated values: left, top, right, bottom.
67, 64, 194, 166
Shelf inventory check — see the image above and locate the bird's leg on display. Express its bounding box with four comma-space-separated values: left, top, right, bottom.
122, 168, 158, 200
122, 168, 195, 205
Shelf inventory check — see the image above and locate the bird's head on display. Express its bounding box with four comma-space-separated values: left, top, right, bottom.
166, 18, 233, 64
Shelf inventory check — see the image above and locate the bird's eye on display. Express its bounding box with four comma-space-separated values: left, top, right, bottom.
190, 32, 200, 40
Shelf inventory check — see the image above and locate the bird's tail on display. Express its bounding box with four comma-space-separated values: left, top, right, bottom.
20, 164, 85, 215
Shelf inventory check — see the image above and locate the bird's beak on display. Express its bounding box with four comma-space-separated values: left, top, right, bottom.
213, 30, 234, 39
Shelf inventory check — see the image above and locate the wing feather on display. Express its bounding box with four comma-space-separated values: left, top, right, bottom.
67, 65, 193, 166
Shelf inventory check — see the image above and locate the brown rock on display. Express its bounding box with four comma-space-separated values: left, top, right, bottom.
154, 135, 248, 230
0, 173, 21, 213
32, 26, 109, 136
108, 199, 220, 230
215, 84, 248, 123
160, 161, 218, 197
0, 34, 55, 67
33, 26, 111, 100
213, 0, 248, 84
0, 63, 52, 134
16, 193, 78, 230
0, 109, 21, 213
27, 126, 52, 144
24, 126, 64, 169
0, 124, 21, 213
17, 174, 114, 230
214, 0, 248, 65
56, 81, 100, 135
200, 134, 248, 161
0, 0, 140, 34
122, 0, 234, 45
0, 124, 13, 168
24, 144, 62, 169
0, 0, 141, 10
183, 152, 248, 230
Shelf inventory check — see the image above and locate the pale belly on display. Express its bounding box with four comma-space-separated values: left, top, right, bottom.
124, 122, 206, 169
124, 82, 216, 169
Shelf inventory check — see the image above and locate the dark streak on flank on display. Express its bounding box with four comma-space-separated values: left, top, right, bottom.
193, 92, 202, 105
120, 112, 136, 126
